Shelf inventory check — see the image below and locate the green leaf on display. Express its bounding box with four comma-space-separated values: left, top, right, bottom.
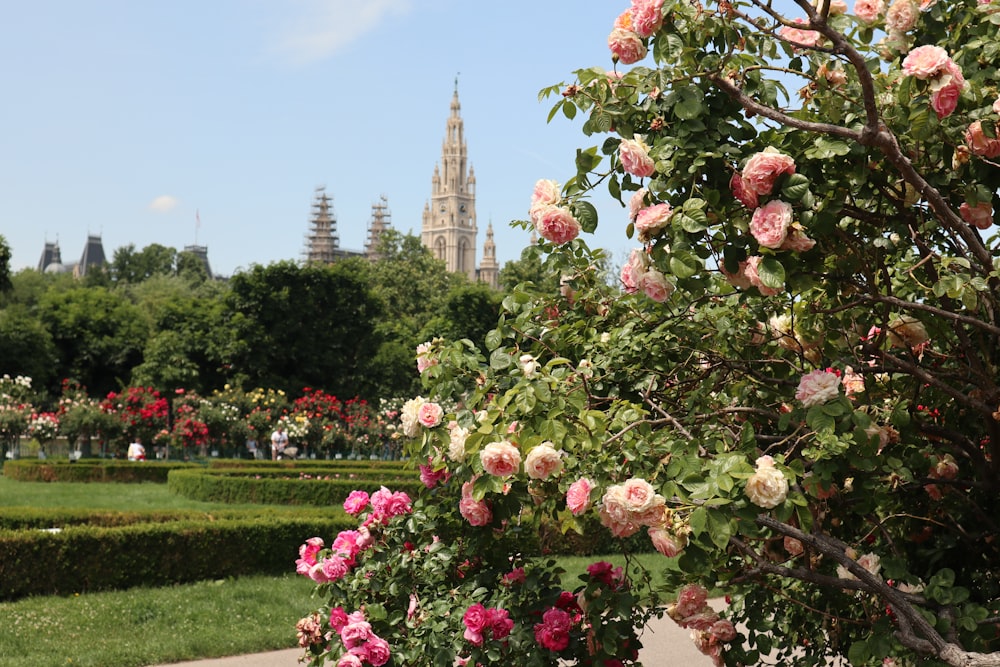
672, 85, 705, 120
756, 257, 785, 289
573, 200, 599, 234
780, 173, 811, 201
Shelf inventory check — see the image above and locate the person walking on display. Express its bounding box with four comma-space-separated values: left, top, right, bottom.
270, 426, 288, 460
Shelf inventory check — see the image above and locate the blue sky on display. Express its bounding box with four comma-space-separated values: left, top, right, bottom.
1, 1, 636, 277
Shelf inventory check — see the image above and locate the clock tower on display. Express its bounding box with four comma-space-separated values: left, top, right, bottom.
421, 84, 478, 281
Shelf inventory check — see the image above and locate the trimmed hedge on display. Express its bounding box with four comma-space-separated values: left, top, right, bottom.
3, 459, 201, 483
0, 509, 354, 600
208, 459, 410, 471
168, 467, 423, 506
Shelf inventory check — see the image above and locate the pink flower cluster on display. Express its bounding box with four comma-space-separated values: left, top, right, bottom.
534, 607, 574, 651
620, 248, 675, 302
607, 1, 664, 64
566, 477, 594, 515
795, 369, 842, 407
619, 137, 655, 178
415, 341, 437, 374
778, 17, 821, 48
329, 608, 391, 667
529, 179, 582, 245
959, 201, 994, 229
480, 440, 521, 476
418, 457, 451, 488
722, 256, 784, 296
462, 603, 514, 646
731, 149, 815, 255
598, 477, 667, 538
667, 584, 736, 667
965, 121, 1000, 159
459, 478, 493, 526
901, 45, 965, 119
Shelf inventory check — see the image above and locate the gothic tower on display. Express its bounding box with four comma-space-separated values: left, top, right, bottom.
365, 195, 393, 261
478, 221, 499, 289
303, 186, 340, 264
421, 85, 478, 281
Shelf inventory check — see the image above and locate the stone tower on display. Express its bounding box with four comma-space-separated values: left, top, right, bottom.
421, 85, 478, 281
478, 221, 499, 289
303, 186, 340, 264
365, 195, 393, 261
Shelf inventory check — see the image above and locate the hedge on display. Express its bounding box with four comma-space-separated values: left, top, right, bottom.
167, 467, 423, 506
3, 459, 201, 483
0, 510, 355, 600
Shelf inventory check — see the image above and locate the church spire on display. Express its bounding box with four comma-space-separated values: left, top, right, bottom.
421, 85, 478, 280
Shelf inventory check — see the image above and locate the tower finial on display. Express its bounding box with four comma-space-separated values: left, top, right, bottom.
454, 72, 460, 94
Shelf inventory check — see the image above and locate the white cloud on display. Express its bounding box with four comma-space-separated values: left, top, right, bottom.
273, 0, 413, 65
149, 195, 179, 213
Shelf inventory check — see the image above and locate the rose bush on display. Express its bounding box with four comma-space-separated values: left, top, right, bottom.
299, 0, 1000, 665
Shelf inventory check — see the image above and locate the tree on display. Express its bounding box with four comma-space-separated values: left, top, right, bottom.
0, 235, 12, 293
109, 243, 178, 284
223, 260, 382, 399
298, 1, 1000, 666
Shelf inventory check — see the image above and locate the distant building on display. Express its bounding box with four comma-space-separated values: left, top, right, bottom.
301, 85, 500, 289
37, 234, 108, 277
182, 244, 213, 279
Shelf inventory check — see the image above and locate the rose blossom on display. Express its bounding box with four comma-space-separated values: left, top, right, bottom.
447, 421, 469, 461
630, 0, 664, 37
634, 202, 673, 240
887, 315, 929, 349
965, 121, 1000, 158
885, 0, 919, 32
480, 440, 521, 477
960, 201, 994, 229
853, 0, 884, 23
639, 268, 674, 303
901, 45, 950, 79
296, 537, 324, 575
837, 552, 882, 580
416, 401, 443, 429
463, 603, 489, 646
750, 199, 793, 249
415, 341, 437, 374
400, 396, 425, 438
520, 353, 541, 377
796, 369, 842, 406
628, 188, 648, 221
460, 480, 493, 526
534, 205, 582, 244
745, 456, 789, 509
608, 27, 647, 64
566, 477, 594, 515
619, 137, 656, 178
649, 526, 687, 557
599, 484, 641, 537
620, 248, 649, 293
780, 227, 817, 252
336, 655, 364, 667
365, 635, 391, 666
930, 80, 961, 119
534, 607, 573, 651
744, 256, 782, 296
815, 0, 848, 13
741, 148, 796, 196
730, 171, 759, 209
621, 477, 658, 513
343, 490, 370, 515
672, 584, 710, 620
525, 441, 564, 479
779, 18, 821, 47
530, 179, 561, 216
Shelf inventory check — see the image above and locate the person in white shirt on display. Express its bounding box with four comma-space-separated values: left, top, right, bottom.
270, 427, 288, 460
127, 438, 146, 461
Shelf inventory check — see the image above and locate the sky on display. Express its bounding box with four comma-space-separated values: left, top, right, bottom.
0, 1, 638, 278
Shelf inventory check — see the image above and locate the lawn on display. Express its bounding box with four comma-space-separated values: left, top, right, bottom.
0, 473, 676, 666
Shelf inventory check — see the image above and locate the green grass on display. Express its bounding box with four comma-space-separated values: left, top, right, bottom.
0, 475, 682, 666
0, 575, 316, 667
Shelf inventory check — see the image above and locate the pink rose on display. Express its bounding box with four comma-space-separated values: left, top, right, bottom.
487, 607, 514, 640
634, 202, 673, 237
340, 620, 373, 649
901, 45, 950, 79
524, 441, 564, 479
415, 341, 437, 374
619, 138, 656, 178
628, 188, 648, 221
780, 227, 817, 252
743, 255, 782, 296
960, 201, 994, 229
620, 248, 649, 293
639, 268, 674, 302
649, 526, 687, 557
608, 27, 647, 65
622, 477, 658, 513
531, 179, 561, 211
796, 369, 841, 407
336, 654, 364, 667
534, 205, 582, 245
416, 401, 443, 428
365, 636, 391, 666
730, 171, 758, 209
673, 584, 710, 619
329, 607, 349, 632
459, 494, 492, 526
533, 607, 573, 651
930, 81, 961, 119
369, 486, 412, 522
778, 18, 821, 47
598, 484, 641, 537
965, 121, 1000, 158
750, 199, 793, 249
566, 478, 594, 515
745, 463, 788, 509
419, 458, 450, 488
630, 0, 664, 37
741, 148, 796, 196
853, 0, 884, 22
720, 260, 752, 290
710, 619, 738, 643
343, 490, 369, 515
480, 440, 521, 476
463, 603, 489, 637
885, 0, 919, 32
